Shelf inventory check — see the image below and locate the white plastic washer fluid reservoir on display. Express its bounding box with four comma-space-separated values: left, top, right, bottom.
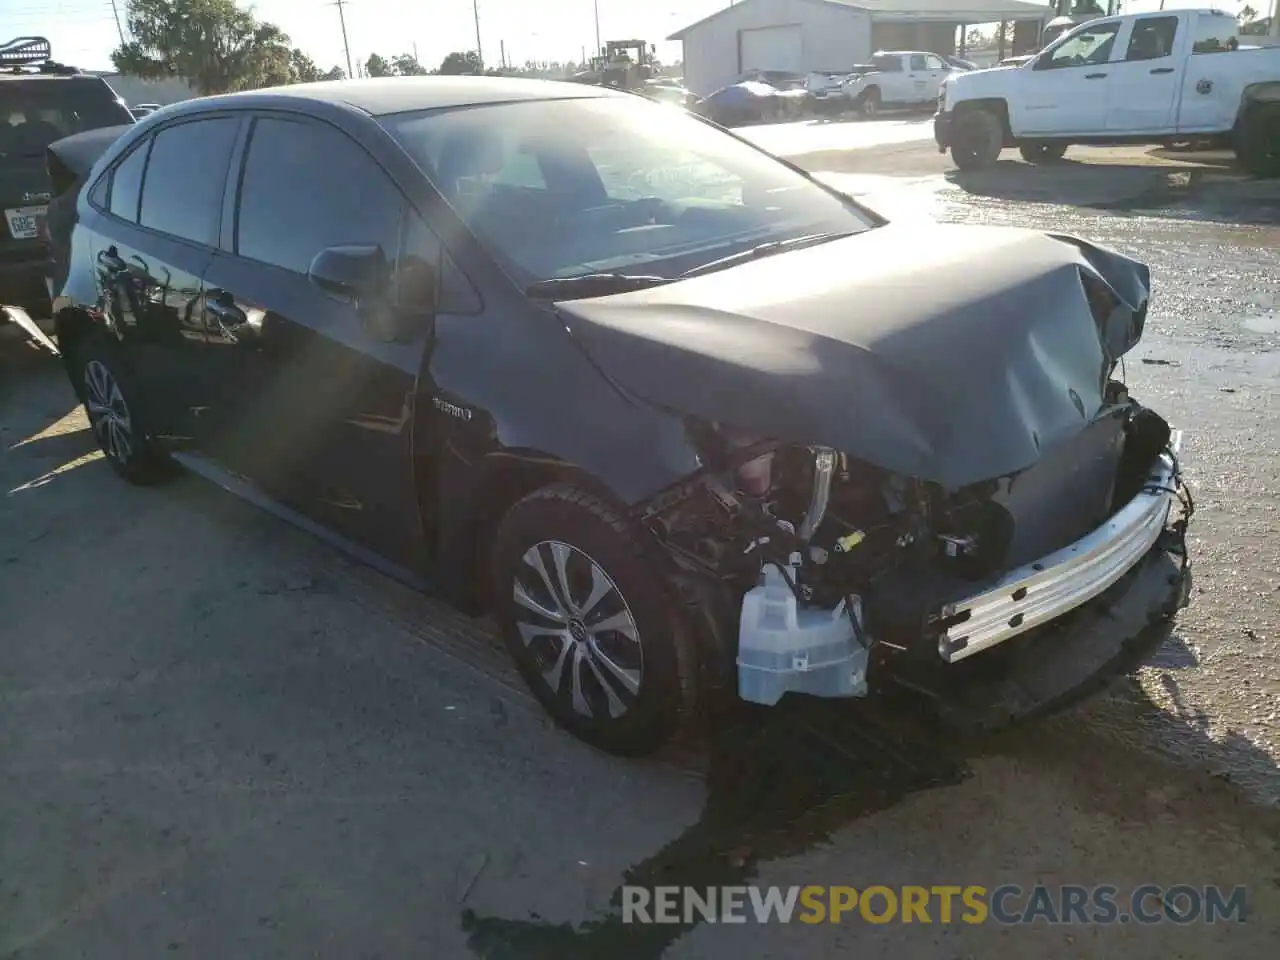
736, 562, 870, 706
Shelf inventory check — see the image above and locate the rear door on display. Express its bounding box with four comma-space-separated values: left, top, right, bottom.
85, 116, 241, 442
871, 55, 910, 102
196, 113, 436, 567
1105, 15, 1183, 132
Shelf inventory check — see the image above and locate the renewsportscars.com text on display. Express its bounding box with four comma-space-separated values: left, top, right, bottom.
621, 884, 1248, 926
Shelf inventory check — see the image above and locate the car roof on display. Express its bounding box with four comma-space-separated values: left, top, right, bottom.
196, 76, 622, 117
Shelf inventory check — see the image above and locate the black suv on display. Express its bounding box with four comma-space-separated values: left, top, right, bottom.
1, 37, 132, 318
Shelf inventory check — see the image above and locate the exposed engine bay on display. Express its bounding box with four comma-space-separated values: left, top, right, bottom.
639, 387, 1193, 710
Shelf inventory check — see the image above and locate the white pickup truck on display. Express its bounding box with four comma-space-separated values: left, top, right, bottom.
841, 50, 957, 116
933, 9, 1280, 175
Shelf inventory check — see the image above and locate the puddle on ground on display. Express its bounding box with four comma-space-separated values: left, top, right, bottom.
460, 696, 971, 959
1243, 313, 1280, 335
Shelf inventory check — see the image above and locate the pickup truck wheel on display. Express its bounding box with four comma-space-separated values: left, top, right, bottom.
1236, 102, 1280, 178
950, 109, 1003, 169
856, 87, 881, 118
490, 484, 695, 756
1018, 142, 1069, 164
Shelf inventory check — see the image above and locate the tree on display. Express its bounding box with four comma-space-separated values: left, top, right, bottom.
112, 0, 293, 96
365, 53, 393, 77
1239, 5, 1258, 24
392, 53, 428, 76
437, 51, 483, 75
964, 28, 988, 48
289, 48, 322, 83
320, 66, 345, 81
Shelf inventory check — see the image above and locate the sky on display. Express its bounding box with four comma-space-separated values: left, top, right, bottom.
9, 0, 1259, 76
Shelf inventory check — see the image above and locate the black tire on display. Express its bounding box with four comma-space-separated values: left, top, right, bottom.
1236, 102, 1280, 178
856, 86, 881, 118
74, 333, 174, 485
950, 109, 1003, 170
1018, 141, 1069, 164
490, 484, 696, 756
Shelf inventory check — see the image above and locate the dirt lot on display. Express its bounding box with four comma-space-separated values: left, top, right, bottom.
2, 139, 1279, 958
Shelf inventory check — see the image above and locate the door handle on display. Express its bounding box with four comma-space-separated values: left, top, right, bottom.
96, 247, 126, 274
1149, 67, 1174, 74
1085, 72, 1107, 79
205, 291, 248, 331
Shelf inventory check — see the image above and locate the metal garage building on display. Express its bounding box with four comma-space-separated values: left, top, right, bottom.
670, 0, 1055, 96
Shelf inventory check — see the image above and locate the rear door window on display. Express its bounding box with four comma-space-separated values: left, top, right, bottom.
235, 116, 401, 275
138, 117, 239, 247
872, 55, 903, 72
0, 78, 133, 157
1125, 16, 1179, 61
108, 138, 149, 222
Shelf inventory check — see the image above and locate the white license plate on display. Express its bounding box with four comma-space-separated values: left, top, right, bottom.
5, 205, 47, 240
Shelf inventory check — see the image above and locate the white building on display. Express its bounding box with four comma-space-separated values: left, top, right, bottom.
670, 0, 1055, 96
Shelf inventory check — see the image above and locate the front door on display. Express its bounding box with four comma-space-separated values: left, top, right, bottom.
907, 53, 934, 104
87, 117, 241, 445
922, 54, 950, 103
196, 114, 432, 569
1105, 15, 1182, 132
1015, 20, 1122, 135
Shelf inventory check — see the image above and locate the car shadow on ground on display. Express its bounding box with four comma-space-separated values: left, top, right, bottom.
459, 668, 1280, 959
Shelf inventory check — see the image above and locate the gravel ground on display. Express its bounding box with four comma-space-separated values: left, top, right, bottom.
2, 137, 1278, 958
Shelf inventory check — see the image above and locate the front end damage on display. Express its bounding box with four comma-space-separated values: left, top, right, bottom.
638, 408, 1193, 725
558, 223, 1194, 725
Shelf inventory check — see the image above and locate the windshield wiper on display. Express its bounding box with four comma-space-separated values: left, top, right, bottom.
525, 273, 672, 300
680, 231, 858, 279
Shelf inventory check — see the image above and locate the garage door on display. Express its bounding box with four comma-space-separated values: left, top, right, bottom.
739, 25, 804, 74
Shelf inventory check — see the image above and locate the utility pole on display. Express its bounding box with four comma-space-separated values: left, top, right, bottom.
1270, 0, 1280, 39
594, 0, 602, 55
500, 39, 507, 70
473, 0, 484, 69
108, 0, 126, 47
331, 0, 354, 79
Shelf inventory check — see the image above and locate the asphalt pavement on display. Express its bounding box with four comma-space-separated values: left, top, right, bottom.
2, 123, 1279, 959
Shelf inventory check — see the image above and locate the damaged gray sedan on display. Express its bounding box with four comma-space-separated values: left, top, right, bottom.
50, 81, 1192, 757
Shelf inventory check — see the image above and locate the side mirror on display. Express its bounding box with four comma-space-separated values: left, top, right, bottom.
309, 244, 435, 343
308, 244, 389, 302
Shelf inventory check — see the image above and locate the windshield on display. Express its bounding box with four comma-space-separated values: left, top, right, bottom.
0, 80, 133, 158
379, 96, 875, 285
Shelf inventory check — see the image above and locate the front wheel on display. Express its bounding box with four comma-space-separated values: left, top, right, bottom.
490, 484, 696, 756
75, 334, 174, 485
1018, 141, 1069, 164
950, 109, 1003, 169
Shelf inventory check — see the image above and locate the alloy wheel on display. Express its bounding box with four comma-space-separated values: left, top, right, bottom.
84, 359, 134, 463
512, 540, 644, 720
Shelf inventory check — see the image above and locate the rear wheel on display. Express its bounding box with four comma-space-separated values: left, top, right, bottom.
857, 87, 881, 118
75, 334, 173, 485
1236, 102, 1280, 178
950, 109, 1003, 169
1018, 141, 1069, 164
490, 484, 695, 756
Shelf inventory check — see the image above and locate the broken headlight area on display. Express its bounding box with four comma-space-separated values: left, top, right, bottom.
642, 403, 1194, 716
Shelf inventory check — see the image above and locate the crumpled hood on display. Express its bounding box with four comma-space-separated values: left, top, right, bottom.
556, 221, 1150, 489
